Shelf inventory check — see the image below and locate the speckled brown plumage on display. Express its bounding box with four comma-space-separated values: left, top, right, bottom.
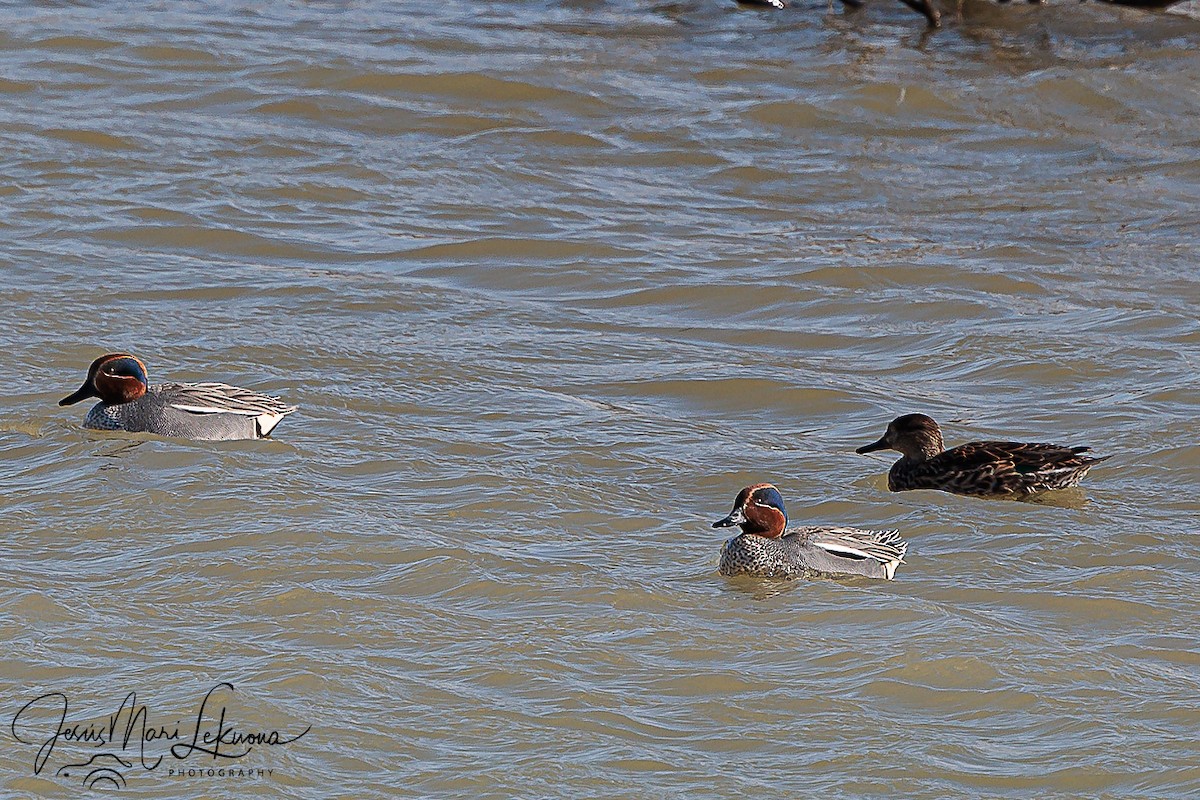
857, 414, 1109, 498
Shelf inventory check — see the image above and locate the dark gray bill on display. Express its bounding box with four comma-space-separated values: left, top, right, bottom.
58, 383, 96, 406
712, 508, 746, 528
855, 436, 890, 455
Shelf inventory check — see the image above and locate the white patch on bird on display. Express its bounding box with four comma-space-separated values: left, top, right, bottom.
170, 403, 259, 416
257, 413, 287, 436
815, 541, 874, 560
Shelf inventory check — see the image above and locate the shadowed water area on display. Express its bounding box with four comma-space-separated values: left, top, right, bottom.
1, 1, 1198, 797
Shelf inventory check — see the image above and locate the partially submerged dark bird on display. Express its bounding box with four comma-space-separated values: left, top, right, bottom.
738, 0, 1189, 30
713, 483, 908, 580
856, 413, 1109, 498
736, 0, 941, 28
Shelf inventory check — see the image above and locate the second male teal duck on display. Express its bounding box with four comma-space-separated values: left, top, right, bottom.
713, 484, 908, 580
59, 353, 297, 441
856, 413, 1109, 498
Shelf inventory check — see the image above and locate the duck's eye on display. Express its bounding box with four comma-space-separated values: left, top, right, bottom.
748, 486, 786, 512
101, 358, 146, 381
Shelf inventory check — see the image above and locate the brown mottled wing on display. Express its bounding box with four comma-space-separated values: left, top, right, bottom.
916, 441, 1108, 495
1005, 441, 1099, 471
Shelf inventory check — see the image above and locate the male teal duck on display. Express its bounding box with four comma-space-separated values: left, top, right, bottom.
856, 413, 1109, 498
713, 484, 908, 580
60, 353, 296, 441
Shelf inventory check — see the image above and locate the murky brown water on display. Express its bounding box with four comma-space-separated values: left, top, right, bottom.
2, 2, 1199, 797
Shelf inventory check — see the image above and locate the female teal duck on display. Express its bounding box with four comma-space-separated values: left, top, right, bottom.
713, 484, 908, 580
856, 413, 1109, 498
59, 353, 296, 441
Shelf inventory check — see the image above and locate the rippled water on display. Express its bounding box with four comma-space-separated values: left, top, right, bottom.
2, 2, 1198, 797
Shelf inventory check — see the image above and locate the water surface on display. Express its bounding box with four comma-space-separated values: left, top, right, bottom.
1, 2, 1198, 797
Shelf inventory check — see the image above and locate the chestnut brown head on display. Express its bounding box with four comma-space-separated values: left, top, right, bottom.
712, 483, 788, 539
59, 353, 149, 407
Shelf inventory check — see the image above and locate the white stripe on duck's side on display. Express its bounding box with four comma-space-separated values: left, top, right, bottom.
808, 527, 908, 581
810, 527, 907, 562
166, 382, 297, 416
164, 383, 297, 437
